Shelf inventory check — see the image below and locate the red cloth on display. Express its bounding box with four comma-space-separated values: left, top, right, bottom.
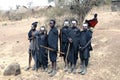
88, 19, 98, 28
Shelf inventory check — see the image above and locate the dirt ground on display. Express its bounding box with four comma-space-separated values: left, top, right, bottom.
0, 6, 120, 80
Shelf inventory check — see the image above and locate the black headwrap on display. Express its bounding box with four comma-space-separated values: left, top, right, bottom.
32, 22, 38, 28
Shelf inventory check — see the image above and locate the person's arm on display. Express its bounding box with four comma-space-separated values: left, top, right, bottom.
83, 31, 92, 49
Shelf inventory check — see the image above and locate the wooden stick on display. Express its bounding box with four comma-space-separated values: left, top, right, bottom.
40, 45, 64, 54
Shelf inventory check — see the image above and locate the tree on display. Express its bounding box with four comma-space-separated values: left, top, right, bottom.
27, 1, 33, 8
16, 5, 20, 10
48, 0, 54, 3
70, 0, 99, 27
54, 0, 59, 7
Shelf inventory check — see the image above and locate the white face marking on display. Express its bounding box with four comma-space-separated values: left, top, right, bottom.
64, 21, 69, 24
72, 21, 76, 24
83, 23, 88, 27
40, 27, 45, 30
64, 21, 69, 26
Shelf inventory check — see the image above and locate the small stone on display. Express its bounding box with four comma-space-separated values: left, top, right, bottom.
16, 41, 19, 43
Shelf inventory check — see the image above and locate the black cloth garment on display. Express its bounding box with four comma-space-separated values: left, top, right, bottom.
60, 26, 70, 60
38, 33, 48, 68
48, 27, 58, 62
79, 29, 92, 60
67, 27, 81, 65
29, 30, 40, 69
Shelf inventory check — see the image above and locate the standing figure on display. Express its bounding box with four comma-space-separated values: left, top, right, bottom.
48, 20, 58, 77
28, 22, 40, 71
59, 19, 71, 72
26, 22, 39, 71
78, 23, 92, 75
67, 20, 80, 74
85, 13, 98, 29
38, 26, 48, 72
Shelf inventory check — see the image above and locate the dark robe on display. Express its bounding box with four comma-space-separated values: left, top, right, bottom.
48, 27, 58, 62
29, 30, 40, 69
79, 29, 92, 60
60, 26, 70, 60
38, 33, 48, 68
67, 26, 81, 65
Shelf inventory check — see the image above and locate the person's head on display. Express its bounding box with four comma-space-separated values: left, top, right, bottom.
71, 19, 78, 27
94, 13, 98, 18
31, 22, 38, 30
85, 20, 89, 23
40, 26, 46, 33
83, 23, 88, 30
49, 19, 56, 28
63, 19, 70, 26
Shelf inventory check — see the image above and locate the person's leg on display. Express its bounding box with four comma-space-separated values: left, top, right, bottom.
49, 52, 57, 77
85, 58, 89, 67
31, 50, 38, 71
64, 60, 69, 72
73, 50, 78, 74
64, 43, 69, 72
29, 52, 32, 68
72, 61, 77, 74
53, 61, 57, 72
43, 52, 48, 72
78, 51, 84, 74
48, 51, 57, 76
81, 60, 87, 75
49, 61, 57, 77
68, 62, 73, 73
48, 61, 53, 74
25, 50, 32, 71
78, 59, 84, 73
68, 45, 74, 73
44, 53, 48, 72
35, 51, 39, 71
73, 64, 77, 74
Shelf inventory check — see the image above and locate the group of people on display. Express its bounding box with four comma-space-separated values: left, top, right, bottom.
26, 14, 98, 77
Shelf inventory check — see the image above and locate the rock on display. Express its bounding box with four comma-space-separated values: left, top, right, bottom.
3, 63, 21, 76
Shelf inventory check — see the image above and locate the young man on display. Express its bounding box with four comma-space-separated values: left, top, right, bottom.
67, 19, 80, 74
26, 22, 39, 71
85, 13, 98, 29
59, 20, 71, 71
28, 22, 40, 71
48, 20, 58, 77
38, 26, 48, 72
78, 23, 92, 75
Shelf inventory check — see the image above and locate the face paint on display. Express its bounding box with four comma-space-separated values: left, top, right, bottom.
83, 23, 88, 30
83, 23, 88, 27
72, 20, 77, 27
72, 21, 77, 24
64, 21, 69, 26
40, 27, 45, 31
